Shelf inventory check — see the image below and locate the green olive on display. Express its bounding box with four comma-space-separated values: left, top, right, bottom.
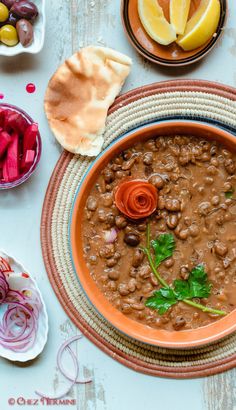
0, 3, 9, 23
0, 24, 19, 46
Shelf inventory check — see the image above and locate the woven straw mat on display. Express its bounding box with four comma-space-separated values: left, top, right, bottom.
41, 80, 236, 378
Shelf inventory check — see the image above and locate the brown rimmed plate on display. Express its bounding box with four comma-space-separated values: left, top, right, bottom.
121, 0, 227, 67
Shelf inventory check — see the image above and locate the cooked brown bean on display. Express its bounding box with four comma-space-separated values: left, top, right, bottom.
138, 265, 151, 280
223, 182, 232, 192
211, 196, 220, 206
129, 267, 138, 278
137, 223, 147, 232
142, 283, 153, 294
165, 199, 181, 211
107, 281, 117, 291
200, 152, 211, 162
132, 249, 144, 268
178, 229, 189, 240
121, 303, 132, 313
164, 257, 174, 268
158, 197, 165, 209
172, 316, 186, 330
103, 168, 115, 183
149, 174, 164, 189
97, 209, 106, 222
145, 139, 158, 151
111, 164, 121, 171
198, 202, 211, 216
118, 283, 130, 296
115, 215, 127, 229
99, 244, 115, 259
131, 303, 145, 311
150, 273, 158, 286
106, 258, 118, 268
214, 241, 228, 257
166, 214, 178, 229
124, 233, 140, 247
87, 196, 98, 211
122, 157, 136, 170
89, 255, 98, 265
224, 158, 236, 174
143, 152, 153, 165
204, 177, 214, 185
189, 224, 200, 238
128, 279, 137, 292
102, 193, 113, 207
180, 266, 189, 280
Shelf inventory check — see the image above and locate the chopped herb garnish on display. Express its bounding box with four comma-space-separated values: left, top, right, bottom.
151, 234, 175, 268
142, 224, 226, 317
174, 265, 212, 301
146, 288, 177, 315
225, 190, 234, 199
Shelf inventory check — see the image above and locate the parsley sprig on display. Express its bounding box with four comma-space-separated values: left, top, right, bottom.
141, 224, 226, 317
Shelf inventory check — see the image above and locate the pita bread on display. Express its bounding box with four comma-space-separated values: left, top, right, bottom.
44, 46, 132, 156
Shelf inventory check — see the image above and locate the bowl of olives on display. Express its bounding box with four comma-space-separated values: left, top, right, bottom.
0, 0, 45, 56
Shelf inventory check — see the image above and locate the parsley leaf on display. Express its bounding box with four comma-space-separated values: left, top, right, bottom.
151, 233, 175, 268
145, 287, 177, 315
145, 265, 212, 315
174, 265, 212, 301
225, 190, 234, 199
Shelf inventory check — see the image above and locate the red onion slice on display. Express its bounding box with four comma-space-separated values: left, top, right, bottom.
0, 281, 41, 352
104, 227, 118, 243
35, 335, 92, 400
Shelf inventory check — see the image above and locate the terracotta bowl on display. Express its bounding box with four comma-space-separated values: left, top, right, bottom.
70, 120, 236, 348
121, 0, 227, 67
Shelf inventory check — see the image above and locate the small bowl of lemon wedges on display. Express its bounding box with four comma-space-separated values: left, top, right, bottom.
121, 0, 227, 66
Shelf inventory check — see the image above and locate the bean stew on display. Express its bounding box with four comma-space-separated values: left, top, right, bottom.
82, 135, 236, 332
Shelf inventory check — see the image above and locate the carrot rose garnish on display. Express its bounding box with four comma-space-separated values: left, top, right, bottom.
114, 179, 158, 220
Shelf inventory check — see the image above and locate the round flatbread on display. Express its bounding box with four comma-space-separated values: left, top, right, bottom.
44, 46, 132, 156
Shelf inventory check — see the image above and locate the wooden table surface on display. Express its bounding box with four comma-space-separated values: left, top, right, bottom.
0, 1, 236, 409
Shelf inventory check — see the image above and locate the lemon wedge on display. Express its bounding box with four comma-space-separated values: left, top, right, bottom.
138, 0, 176, 46
170, 0, 191, 35
176, 0, 221, 51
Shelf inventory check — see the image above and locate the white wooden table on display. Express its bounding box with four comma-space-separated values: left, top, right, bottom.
0, 1, 236, 409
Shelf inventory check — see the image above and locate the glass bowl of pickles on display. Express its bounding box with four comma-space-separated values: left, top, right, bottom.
0, 0, 45, 56
0, 103, 42, 189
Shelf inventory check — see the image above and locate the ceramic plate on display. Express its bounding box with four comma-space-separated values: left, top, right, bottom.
0, 251, 48, 362
121, 0, 227, 66
0, 0, 46, 57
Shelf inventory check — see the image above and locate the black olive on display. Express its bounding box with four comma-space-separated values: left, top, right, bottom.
124, 233, 140, 247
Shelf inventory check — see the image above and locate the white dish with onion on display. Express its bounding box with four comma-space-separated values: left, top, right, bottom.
0, 250, 48, 362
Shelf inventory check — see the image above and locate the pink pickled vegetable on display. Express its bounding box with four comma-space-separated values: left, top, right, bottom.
21, 149, 35, 171
0, 131, 11, 158
3, 132, 19, 182
23, 123, 38, 153
0, 107, 39, 184
5, 112, 28, 135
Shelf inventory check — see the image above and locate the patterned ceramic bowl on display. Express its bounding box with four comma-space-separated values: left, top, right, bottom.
0, 250, 48, 362
121, 0, 227, 67
70, 120, 236, 348
0, 0, 45, 57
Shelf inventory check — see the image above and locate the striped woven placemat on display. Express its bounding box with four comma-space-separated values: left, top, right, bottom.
41, 80, 236, 378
